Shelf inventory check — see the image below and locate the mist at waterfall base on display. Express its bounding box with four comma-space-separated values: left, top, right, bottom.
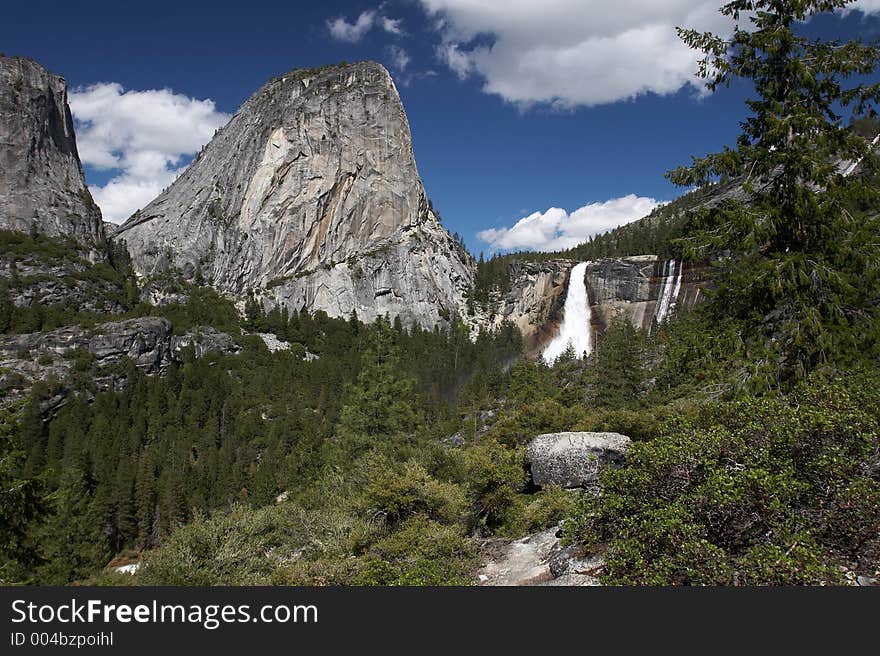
543, 262, 592, 364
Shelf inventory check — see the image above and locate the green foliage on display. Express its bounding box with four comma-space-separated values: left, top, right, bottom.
0, 404, 43, 583
463, 441, 528, 528
355, 516, 477, 586
468, 252, 514, 310
138, 504, 356, 586
145, 286, 242, 335
570, 405, 688, 442
337, 317, 421, 454
505, 359, 558, 405
499, 486, 579, 539
360, 459, 468, 526
35, 464, 113, 584
664, 0, 880, 390
0, 230, 140, 333
591, 317, 645, 408
563, 373, 880, 585
14, 296, 524, 583
487, 398, 579, 446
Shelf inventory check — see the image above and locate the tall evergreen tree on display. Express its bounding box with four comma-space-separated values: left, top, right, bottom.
666, 0, 880, 388
36, 463, 111, 584
337, 318, 421, 455
592, 318, 644, 409
0, 406, 43, 583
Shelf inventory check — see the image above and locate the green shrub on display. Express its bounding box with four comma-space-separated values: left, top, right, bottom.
563, 374, 880, 585
138, 504, 375, 585
62, 348, 95, 372
353, 515, 477, 586
463, 441, 527, 528
571, 405, 690, 442
360, 459, 467, 526
487, 398, 581, 446
138, 505, 293, 585
499, 486, 580, 539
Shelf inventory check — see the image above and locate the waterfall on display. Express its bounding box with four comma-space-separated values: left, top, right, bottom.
668, 261, 683, 316
543, 262, 592, 364
654, 259, 681, 326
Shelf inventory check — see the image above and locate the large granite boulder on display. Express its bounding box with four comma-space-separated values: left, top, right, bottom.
527, 431, 631, 489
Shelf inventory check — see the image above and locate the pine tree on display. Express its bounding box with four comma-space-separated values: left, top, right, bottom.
0, 406, 43, 583
667, 0, 880, 388
36, 463, 111, 584
337, 318, 421, 456
592, 318, 644, 409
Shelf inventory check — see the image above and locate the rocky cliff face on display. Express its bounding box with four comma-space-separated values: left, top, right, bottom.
584, 256, 704, 336
471, 259, 571, 352
115, 61, 473, 328
0, 56, 103, 244
476, 256, 704, 354
0, 317, 239, 408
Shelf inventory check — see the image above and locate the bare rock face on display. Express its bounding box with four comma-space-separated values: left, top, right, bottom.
478, 256, 705, 353
471, 259, 572, 352
0, 56, 103, 244
115, 61, 473, 329
527, 431, 632, 489
477, 524, 602, 586
584, 256, 705, 335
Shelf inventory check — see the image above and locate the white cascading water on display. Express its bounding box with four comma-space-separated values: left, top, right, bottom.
654, 259, 681, 326
668, 260, 683, 316
543, 262, 592, 364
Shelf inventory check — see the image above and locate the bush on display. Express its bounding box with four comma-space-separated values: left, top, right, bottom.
138, 505, 293, 585
62, 348, 95, 373
463, 441, 527, 528
360, 459, 467, 526
498, 485, 580, 539
563, 374, 880, 585
487, 398, 582, 446
353, 516, 477, 586
138, 504, 375, 585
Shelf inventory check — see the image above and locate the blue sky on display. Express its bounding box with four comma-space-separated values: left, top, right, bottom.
4, 1, 880, 254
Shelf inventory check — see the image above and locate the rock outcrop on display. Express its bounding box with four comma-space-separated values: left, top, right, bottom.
115, 61, 473, 329
0, 242, 128, 316
0, 56, 103, 244
0, 318, 239, 406
527, 432, 631, 489
471, 259, 571, 352
584, 256, 704, 335
476, 256, 704, 354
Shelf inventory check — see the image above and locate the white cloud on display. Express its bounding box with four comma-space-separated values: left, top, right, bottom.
382, 16, 405, 35
477, 194, 662, 252
418, 0, 739, 108
387, 45, 411, 72
437, 42, 474, 79
327, 9, 405, 42
69, 83, 230, 223
327, 10, 377, 42
847, 0, 880, 14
